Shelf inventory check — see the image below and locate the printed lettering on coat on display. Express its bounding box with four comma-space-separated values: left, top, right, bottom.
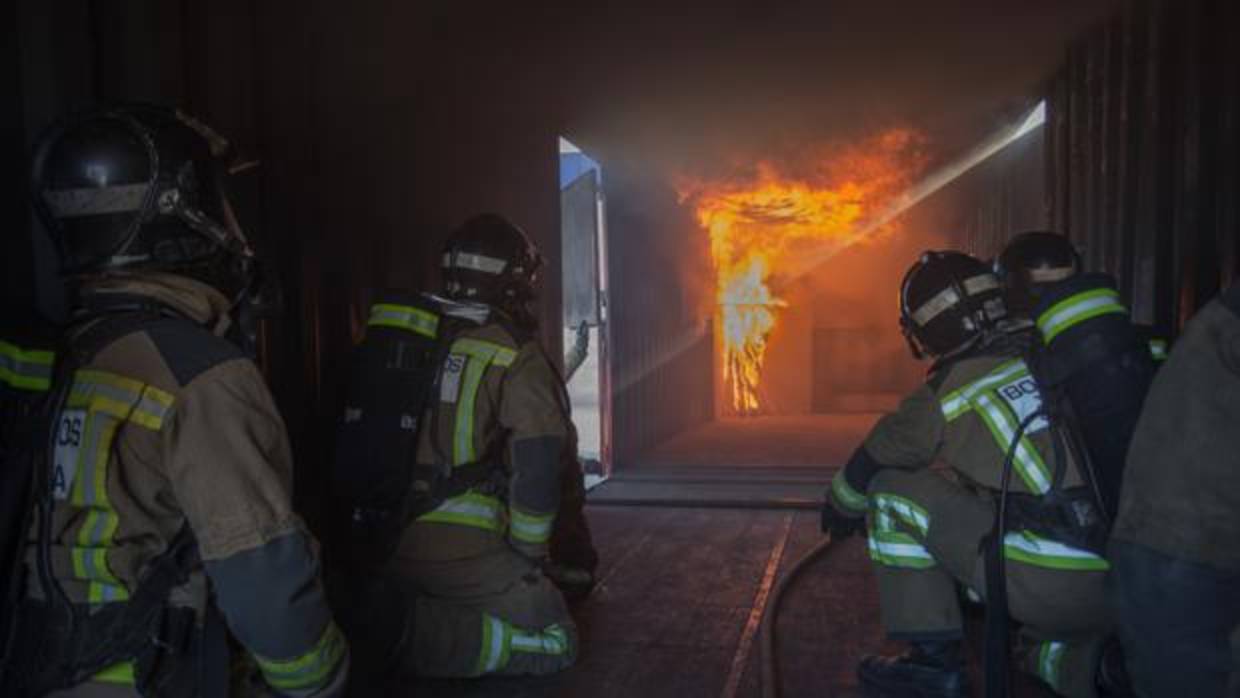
995, 376, 1048, 433
440, 354, 466, 403
52, 408, 85, 500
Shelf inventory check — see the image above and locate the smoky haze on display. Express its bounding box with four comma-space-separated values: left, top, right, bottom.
524, 0, 1119, 174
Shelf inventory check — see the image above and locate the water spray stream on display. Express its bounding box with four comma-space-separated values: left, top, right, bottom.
612, 100, 1046, 397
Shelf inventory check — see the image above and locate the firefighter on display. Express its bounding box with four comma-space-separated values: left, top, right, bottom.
993, 231, 1157, 521
822, 251, 1117, 698
384, 214, 587, 678
1, 105, 348, 697
1108, 284, 1240, 697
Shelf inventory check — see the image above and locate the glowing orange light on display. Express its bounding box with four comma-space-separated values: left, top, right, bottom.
681, 130, 926, 414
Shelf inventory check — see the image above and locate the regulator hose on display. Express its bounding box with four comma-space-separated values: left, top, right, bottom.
760, 532, 838, 698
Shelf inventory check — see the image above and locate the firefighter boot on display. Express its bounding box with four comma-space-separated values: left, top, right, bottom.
857, 640, 969, 698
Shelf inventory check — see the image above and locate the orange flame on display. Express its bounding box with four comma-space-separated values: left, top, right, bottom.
681, 129, 927, 414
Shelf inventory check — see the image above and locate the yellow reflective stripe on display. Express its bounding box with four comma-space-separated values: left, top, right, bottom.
1036, 641, 1066, 691
973, 392, 1052, 494
419, 491, 504, 532
474, 614, 512, 676
255, 621, 348, 692
869, 494, 935, 569
872, 493, 930, 535
93, 661, 136, 685
452, 338, 517, 367
448, 338, 517, 465
867, 532, 936, 569
1036, 288, 1128, 343
0, 340, 54, 392
71, 369, 174, 430
831, 470, 869, 513
368, 303, 440, 338
453, 354, 491, 465
510, 507, 554, 544
62, 370, 174, 604
510, 624, 570, 656
1004, 530, 1109, 571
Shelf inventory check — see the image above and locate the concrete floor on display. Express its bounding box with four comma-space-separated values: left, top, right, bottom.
409, 504, 1056, 698
638, 414, 882, 470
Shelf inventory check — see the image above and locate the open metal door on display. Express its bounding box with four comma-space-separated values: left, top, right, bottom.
559, 138, 611, 485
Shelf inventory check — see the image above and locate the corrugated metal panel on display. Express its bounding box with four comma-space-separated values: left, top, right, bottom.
1046, 0, 1240, 331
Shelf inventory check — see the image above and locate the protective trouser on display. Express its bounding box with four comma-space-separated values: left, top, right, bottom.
1108, 539, 1240, 698
866, 468, 1109, 698
394, 544, 577, 678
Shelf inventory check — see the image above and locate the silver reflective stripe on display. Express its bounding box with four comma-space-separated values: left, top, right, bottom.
1037, 641, 1066, 689
43, 184, 150, 218
868, 536, 934, 561
479, 616, 508, 674
911, 286, 961, 326
452, 252, 507, 275
962, 274, 1000, 295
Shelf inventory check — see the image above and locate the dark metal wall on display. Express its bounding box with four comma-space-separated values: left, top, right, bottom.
1045, 0, 1240, 329
7, 0, 568, 516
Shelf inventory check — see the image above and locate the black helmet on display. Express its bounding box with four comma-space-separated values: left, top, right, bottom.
31, 104, 256, 299
899, 251, 1007, 359
441, 214, 543, 308
994, 231, 1081, 315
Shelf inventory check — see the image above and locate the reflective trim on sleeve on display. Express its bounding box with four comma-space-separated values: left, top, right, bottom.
831, 470, 870, 514
418, 491, 505, 532
510, 624, 570, 656
254, 621, 348, 693
1148, 339, 1168, 361
1036, 288, 1128, 344
367, 303, 439, 338
1035, 641, 1066, 691
474, 614, 513, 676
867, 532, 937, 569
1003, 531, 1109, 571
509, 507, 555, 545
452, 338, 518, 366
0, 340, 54, 392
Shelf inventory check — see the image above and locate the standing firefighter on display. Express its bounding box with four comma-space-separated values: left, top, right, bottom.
1108, 285, 1240, 697
1, 105, 348, 697
372, 214, 585, 679
822, 251, 1119, 698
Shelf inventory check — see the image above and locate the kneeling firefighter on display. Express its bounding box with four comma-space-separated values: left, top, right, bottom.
0, 105, 348, 697
995, 231, 1158, 520
821, 251, 1118, 698
331, 214, 587, 682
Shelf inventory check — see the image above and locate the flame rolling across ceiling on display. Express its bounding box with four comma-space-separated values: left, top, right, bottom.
679, 130, 929, 414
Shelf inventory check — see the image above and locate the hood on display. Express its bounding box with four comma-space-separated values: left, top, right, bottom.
77, 271, 235, 336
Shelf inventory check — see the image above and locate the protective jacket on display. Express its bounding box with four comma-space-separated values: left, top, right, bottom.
829, 344, 1105, 571
8, 273, 346, 697
1111, 285, 1240, 572
828, 345, 1111, 697
399, 310, 575, 562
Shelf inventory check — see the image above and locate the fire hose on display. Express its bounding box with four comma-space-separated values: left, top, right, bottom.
759, 532, 838, 698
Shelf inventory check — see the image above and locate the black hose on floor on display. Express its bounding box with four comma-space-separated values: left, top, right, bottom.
760, 533, 837, 698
